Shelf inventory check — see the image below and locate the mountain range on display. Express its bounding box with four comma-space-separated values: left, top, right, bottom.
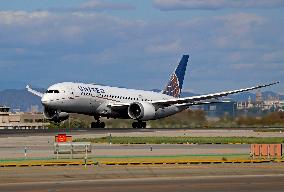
0, 88, 283, 112
0, 88, 43, 112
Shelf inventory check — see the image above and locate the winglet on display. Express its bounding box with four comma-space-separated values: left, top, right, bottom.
259, 81, 280, 88
26, 85, 44, 98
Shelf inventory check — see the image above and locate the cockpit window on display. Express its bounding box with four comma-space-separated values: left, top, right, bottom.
46, 90, 60, 93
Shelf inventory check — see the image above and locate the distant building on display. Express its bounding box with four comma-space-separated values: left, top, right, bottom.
279, 101, 284, 112
237, 96, 254, 109
0, 106, 49, 129
256, 90, 262, 103
237, 91, 282, 111
202, 101, 237, 118
263, 94, 280, 111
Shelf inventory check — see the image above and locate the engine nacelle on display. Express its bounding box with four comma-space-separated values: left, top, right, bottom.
128, 102, 156, 121
43, 107, 69, 123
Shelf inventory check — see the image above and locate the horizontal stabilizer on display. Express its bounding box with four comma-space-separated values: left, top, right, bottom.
26, 85, 44, 98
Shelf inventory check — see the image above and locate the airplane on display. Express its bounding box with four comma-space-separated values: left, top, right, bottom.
26, 54, 279, 128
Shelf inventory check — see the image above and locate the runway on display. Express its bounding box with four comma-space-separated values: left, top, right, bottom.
0, 128, 283, 159
1, 164, 284, 192
2, 175, 284, 192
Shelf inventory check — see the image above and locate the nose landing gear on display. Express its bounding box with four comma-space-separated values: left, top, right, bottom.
132, 121, 146, 129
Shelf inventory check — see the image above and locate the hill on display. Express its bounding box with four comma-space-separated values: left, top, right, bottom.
0, 88, 43, 112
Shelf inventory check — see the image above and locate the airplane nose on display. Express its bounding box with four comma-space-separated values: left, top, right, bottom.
41, 94, 49, 105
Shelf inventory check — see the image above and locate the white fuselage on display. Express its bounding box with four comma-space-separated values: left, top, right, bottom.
41, 82, 184, 120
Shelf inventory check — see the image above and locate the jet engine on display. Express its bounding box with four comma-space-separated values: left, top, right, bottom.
128, 102, 156, 121
43, 107, 69, 123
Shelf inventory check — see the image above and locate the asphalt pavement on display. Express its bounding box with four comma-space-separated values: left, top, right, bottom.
1, 164, 284, 192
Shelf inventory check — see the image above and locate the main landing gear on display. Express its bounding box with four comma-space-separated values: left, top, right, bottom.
132, 121, 146, 129
91, 117, 105, 128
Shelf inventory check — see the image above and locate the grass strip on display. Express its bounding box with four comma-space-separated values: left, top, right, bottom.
74, 136, 284, 144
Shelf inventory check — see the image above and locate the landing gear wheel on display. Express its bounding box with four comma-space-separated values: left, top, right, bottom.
132, 121, 146, 129
132, 122, 138, 128
99, 122, 105, 128
91, 122, 96, 128
91, 116, 106, 128
91, 121, 105, 128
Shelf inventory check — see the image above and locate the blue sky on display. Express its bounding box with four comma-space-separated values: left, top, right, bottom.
0, 0, 283, 94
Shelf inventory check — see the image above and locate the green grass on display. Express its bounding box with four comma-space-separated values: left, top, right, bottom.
74, 136, 284, 144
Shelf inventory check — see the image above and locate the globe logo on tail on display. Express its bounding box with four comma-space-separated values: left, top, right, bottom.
164, 74, 181, 98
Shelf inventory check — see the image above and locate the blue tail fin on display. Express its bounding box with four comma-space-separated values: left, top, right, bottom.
162, 55, 189, 98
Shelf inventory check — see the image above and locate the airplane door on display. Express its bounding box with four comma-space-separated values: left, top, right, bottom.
138, 94, 143, 101
69, 86, 80, 100
69, 87, 75, 99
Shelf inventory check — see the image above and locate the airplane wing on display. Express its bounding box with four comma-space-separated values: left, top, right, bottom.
175, 100, 232, 107
26, 85, 44, 98
108, 100, 232, 111
151, 82, 279, 107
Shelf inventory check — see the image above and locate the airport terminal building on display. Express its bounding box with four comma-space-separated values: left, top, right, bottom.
0, 106, 49, 129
